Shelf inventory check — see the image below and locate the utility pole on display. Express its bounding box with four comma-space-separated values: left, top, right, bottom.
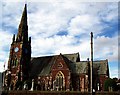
90, 32, 93, 94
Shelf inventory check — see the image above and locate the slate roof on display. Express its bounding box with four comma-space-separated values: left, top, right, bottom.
30, 56, 53, 77
75, 61, 89, 74
30, 53, 79, 77
93, 60, 109, 75
63, 53, 80, 62
29, 53, 109, 78
74, 60, 109, 75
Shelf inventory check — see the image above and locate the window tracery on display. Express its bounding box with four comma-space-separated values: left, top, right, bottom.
55, 71, 65, 90
57, 62, 63, 68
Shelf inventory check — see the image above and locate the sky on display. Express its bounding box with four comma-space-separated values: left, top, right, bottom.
0, 0, 119, 78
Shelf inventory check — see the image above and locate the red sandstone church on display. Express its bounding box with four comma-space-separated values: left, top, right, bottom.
3, 4, 109, 92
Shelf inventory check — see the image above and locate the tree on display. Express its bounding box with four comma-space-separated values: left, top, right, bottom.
104, 78, 117, 91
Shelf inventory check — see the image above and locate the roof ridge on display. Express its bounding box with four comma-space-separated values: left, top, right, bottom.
93, 59, 108, 62
31, 52, 80, 58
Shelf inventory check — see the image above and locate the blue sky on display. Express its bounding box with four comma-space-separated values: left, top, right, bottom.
0, 0, 119, 78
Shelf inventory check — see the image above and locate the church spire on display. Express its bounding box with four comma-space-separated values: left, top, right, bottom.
16, 4, 28, 42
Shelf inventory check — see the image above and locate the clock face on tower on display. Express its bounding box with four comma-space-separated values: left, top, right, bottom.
14, 47, 19, 52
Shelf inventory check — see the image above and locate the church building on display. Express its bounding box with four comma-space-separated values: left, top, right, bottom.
3, 4, 109, 92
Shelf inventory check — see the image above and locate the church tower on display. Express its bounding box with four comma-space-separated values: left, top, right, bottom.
7, 4, 31, 89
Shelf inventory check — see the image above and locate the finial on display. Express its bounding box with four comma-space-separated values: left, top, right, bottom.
29, 37, 31, 43
87, 58, 89, 61
4, 62, 6, 71
12, 34, 15, 42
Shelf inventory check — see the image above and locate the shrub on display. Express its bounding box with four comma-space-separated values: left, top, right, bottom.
104, 78, 117, 91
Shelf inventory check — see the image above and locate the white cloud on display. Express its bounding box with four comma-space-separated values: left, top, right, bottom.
0, 2, 118, 78
32, 35, 78, 56
94, 35, 118, 62
27, 2, 118, 38
0, 29, 12, 72
31, 34, 91, 61
67, 14, 101, 36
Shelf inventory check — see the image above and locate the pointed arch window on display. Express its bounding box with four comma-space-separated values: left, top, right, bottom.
55, 71, 65, 90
